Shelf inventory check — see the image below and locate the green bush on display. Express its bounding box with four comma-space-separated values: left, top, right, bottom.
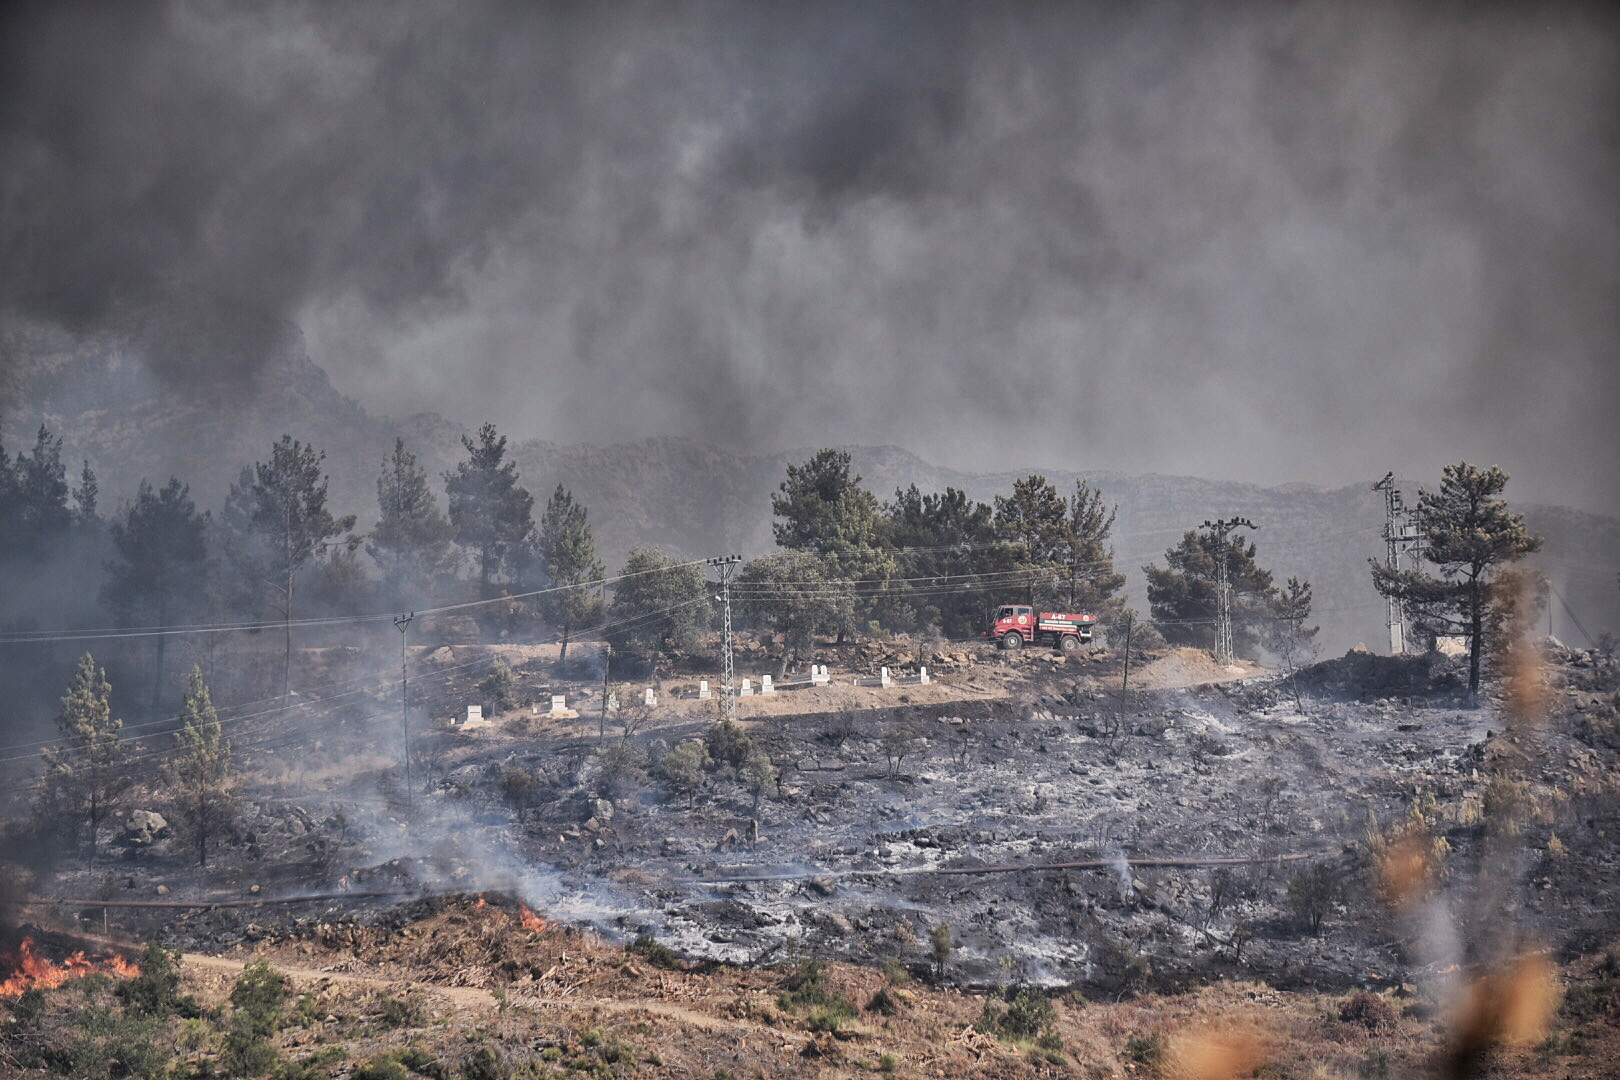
230, 960, 288, 1038
806, 1001, 856, 1032
119, 942, 199, 1019
703, 721, 754, 769
777, 958, 856, 1024
352, 1058, 411, 1080
1000, 987, 1055, 1038
1122, 1031, 1165, 1065
628, 934, 682, 970
379, 991, 425, 1028
866, 987, 899, 1016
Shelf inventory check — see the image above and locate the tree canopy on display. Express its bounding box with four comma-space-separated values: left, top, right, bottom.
103, 477, 210, 706
444, 423, 535, 595
1144, 528, 1282, 658
226, 436, 356, 700
37, 653, 128, 859
370, 437, 456, 603
537, 484, 605, 665
882, 484, 1004, 637
607, 547, 712, 680
992, 477, 1126, 617
1370, 462, 1541, 695
166, 666, 236, 867
736, 552, 854, 678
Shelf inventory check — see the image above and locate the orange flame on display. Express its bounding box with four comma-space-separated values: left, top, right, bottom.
0, 937, 140, 997
518, 904, 548, 932
474, 894, 487, 909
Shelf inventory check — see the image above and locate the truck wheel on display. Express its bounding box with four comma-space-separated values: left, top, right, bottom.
1059, 633, 1080, 653
1001, 631, 1023, 651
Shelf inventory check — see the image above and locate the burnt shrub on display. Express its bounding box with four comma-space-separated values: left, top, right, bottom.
1094, 938, 1151, 998
1340, 991, 1399, 1033
1287, 863, 1342, 935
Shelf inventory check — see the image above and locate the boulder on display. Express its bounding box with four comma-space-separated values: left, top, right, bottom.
121, 809, 170, 847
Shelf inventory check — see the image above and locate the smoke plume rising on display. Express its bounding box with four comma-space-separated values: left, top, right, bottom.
1, 0, 1616, 512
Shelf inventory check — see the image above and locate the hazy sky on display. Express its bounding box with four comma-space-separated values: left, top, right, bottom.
3, 0, 1617, 512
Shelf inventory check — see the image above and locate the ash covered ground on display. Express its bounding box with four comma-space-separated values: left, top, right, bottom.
23, 638, 1620, 1003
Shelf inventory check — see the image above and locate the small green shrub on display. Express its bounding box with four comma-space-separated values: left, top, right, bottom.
866, 987, 899, 1016
806, 1000, 856, 1032
120, 942, 199, 1019
703, 721, 754, 769
929, 923, 952, 979
777, 958, 857, 1025
379, 991, 425, 1028
230, 959, 289, 1037
1122, 1031, 1165, 1065
628, 934, 682, 970
352, 1058, 411, 1080
1561, 976, 1620, 1023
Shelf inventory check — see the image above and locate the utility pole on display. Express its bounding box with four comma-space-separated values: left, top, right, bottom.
394, 612, 415, 819
1373, 473, 1405, 654
1373, 472, 1426, 654
599, 643, 612, 743
707, 555, 743, 723
1202, 517, 1257, 666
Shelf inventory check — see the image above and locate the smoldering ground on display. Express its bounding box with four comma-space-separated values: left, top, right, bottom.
1, 0, 1617, 514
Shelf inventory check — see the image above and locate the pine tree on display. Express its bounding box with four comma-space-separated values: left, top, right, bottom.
37, 654, 128, 859
369, 438, 456, 603
229, 437, 356, 702
607, 548, 712, 682
537, 485, 605, 666
1144, 528, 1280, 657
991, 476, 1124, 615
166, 667, 236, 867
9, 424, 72, 560
1371, 463, 1541, 696
882, 485, 1003, 637
736, 552, 854, 678
104, 478, 210, 707
770, 449, 891, 640
444, 423, 534, 596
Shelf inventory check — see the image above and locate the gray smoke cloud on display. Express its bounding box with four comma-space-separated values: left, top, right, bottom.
2, 0, 1616, 512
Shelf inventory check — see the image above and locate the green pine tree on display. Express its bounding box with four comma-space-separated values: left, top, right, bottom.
37, 654, 128, 860
1371, 463, 1541, 696
166, 666, 236, 867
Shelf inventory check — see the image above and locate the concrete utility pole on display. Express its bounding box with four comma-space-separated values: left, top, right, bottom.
394, 612, 415, 819
1202, 517, 1257, 666
707, 555, 743, 722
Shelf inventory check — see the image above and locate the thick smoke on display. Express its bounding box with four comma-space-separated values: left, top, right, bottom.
1, 0, 1617, 512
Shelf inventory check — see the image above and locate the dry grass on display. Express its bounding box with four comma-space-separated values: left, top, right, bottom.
8, 895, 1609, 1078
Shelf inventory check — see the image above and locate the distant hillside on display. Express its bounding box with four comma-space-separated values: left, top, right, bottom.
4, 307, 1615, 655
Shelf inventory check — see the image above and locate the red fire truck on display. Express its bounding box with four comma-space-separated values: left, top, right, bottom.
984, 605, 1098, 652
